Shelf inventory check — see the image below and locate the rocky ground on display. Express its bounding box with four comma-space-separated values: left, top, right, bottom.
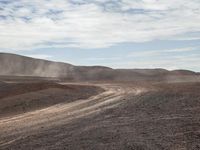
0, 79, 200, 150
0, 81, 103, 118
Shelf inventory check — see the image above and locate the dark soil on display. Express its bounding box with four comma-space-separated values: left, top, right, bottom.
1, 81, 200, 150
0, 82, 104, 118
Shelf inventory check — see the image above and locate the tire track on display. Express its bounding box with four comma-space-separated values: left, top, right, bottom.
0, 83, 144, 148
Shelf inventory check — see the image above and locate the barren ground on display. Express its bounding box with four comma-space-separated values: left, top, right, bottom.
0, 79, 200, 150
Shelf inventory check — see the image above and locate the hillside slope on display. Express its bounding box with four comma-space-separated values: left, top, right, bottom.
0, 53, 199, 82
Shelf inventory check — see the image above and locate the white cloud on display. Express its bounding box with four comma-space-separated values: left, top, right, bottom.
128, 47, 198, 57
0, 0, 200, 50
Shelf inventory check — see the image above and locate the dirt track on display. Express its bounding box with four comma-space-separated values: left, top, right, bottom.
0, 83, 144, 149
1, 82, 200, 150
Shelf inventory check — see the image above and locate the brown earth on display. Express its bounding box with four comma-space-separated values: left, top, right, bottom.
0, 82, 104, 118
1, 53, 200, 82
0, 80, 200, 150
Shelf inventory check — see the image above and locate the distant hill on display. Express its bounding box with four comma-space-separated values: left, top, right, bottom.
0, 53, 74, 77
0, 53, 199, 82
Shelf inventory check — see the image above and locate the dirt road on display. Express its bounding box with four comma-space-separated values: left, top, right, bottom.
1, 82, 200, 150
0, 83, 144, 149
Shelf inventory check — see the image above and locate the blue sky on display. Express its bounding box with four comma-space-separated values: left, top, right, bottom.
0, 0, 200, 71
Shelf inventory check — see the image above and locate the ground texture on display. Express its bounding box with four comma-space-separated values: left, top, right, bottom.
0, 81, 200, 150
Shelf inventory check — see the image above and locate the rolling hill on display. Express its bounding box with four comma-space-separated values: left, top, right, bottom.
0, 53, 199, 82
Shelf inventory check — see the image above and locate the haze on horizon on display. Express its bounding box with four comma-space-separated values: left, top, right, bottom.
0, 0, 200, 71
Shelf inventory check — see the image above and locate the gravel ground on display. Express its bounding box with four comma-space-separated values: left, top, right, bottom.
0, 81, 200, 150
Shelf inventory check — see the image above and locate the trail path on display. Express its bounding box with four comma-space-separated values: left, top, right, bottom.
0, 83, 145, 148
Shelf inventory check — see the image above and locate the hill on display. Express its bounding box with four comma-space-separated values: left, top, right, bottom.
0, 53, 199, 82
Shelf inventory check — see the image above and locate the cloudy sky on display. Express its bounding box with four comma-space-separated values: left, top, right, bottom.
0, 0, 200, 71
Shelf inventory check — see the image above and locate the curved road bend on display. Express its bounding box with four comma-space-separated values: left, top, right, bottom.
0, 83, 145, 148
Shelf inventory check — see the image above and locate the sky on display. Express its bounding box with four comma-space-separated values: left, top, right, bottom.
0, 0, 200, 71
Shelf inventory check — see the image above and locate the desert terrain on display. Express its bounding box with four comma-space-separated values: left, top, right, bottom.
0, 54, 200, 150
1, 79, 200, 150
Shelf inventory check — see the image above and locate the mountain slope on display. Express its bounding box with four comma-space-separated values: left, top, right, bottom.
0, 53, 75, 77
0, 53, 199, 82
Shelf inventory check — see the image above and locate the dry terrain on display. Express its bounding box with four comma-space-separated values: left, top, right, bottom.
0, 78, 200, 150
0, 53, 200, 150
